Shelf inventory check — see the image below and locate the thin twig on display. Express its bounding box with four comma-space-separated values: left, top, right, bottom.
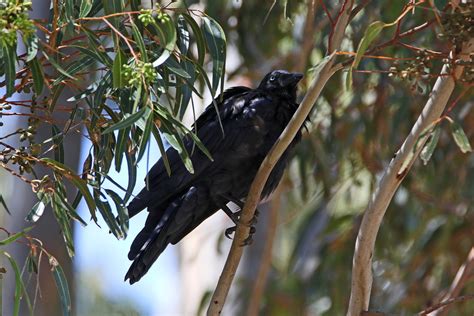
420, 294, 474, 315
426, 247, 474, 316
246, 186, 281, 316
346, 36, 474, 316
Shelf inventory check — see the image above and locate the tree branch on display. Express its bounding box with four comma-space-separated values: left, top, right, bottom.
346, 37, 474, 316
426, 247, 474, 316
207, 1, 354, 314
420, 295, 474, 315
245, 186, 281, 316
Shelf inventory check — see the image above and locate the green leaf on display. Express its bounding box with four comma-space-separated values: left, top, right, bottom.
81, 28, 114, 66
2, 44, 17, 97
151, 14, 177, 67
177, 60, 197, 119
181, 14, 206, 66
201, 16, 226, 95
2, 251, 27, 316
0, 227, 33, 246
43, 52, 76, 80
105, 189, 128, 237
53, 56, 95, 86
163, 57, 192, 79
94, 71, 112, 108
52, 192, 75, 256
49, 256, 71, 316
114, 126, 130, 172
103, 0, 123, 28
123, 151, 137, 204
68, 44, 113, 67
25, 35, 39, 62
159, 119, 194, 174
155, 104, 213, 161
94, 191, 123, 239
54, 186, 87, 226
151, 125, 171, 175
421, 125, 441, 165
49, 84, 66, 111
40, 158, 97, 222
103, 106, 151, 134
26, 197, 48, 223
347, 21, 388, 89
28, 58, 44, 95
177, 16, 190, 55
79, 0, 93, 18
113, 49, 126, 88
353, 21, 386, 69
131, 22, 148, 62
65, 0, 74, 21
450, 121, 472, 153
137, 111, 154, 162
52, 125, 65, 163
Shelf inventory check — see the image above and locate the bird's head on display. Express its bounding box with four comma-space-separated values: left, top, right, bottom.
258, 70, 303, 99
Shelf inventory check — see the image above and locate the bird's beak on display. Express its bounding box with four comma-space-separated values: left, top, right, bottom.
282, 73, 303, 86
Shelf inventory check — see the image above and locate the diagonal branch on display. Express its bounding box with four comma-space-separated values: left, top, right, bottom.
207, 1, 354, 315
426, 247, 474, 316
346, 37, 474, 316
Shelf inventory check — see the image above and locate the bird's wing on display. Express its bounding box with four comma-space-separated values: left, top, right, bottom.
127, 86, 253, 217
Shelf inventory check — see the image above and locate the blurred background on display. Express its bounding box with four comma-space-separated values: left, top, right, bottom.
1, 0, 473, 315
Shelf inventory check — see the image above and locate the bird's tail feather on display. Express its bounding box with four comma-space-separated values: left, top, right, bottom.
125, 186, 204, 284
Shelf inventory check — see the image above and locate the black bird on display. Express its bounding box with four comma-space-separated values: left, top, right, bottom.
125, 70, 303, 284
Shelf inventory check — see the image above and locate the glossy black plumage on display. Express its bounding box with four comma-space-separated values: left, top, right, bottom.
125, 70, 303, 284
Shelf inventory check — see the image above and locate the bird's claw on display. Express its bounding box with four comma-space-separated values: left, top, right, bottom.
225, 226, 236, 239
224, 225, 256, 246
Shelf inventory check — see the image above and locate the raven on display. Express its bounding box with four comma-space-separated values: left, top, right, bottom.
125, 70, 303, 284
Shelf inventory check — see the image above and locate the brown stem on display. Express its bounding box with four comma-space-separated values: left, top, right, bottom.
425, 247, 474, 316
245, 186, 281, 316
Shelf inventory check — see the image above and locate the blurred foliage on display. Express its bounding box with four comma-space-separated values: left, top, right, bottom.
76, 273, 141, 316
0, 0, 473, 315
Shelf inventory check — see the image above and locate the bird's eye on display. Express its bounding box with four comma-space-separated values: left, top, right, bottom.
269, 75, 276, 82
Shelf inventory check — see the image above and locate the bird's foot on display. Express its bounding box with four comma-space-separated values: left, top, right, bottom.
224, 225, 256, 244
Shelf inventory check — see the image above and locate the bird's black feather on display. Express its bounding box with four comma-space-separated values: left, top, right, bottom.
124, 70, 303, 284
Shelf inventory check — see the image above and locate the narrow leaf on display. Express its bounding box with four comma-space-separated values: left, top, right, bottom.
25, 35, 39, 62
52, 125, 65, 163
163, 57, 192, 79
2, 252, 24, 316
49, 256, 71, 316
2, 44, 17, 97
151, 13, 177, 67
0, 227, 33, 246
131, 22, 147, 62
201, 16, 226, 95
421, 126, 441, 165
103, 106, 151, 134
123, 151, 137, 204
347, 21, 387, 89
79, 0, 93, 18
113, 49, 126, 88
28, 58, 44, 95
53, 56, 95, 86
353, 21, 386, 69
451, 121, 472, 153
40, 158, 97, 221
181, 14, 206, 65
43, 52, 76, 80
105, 189, 128, 237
